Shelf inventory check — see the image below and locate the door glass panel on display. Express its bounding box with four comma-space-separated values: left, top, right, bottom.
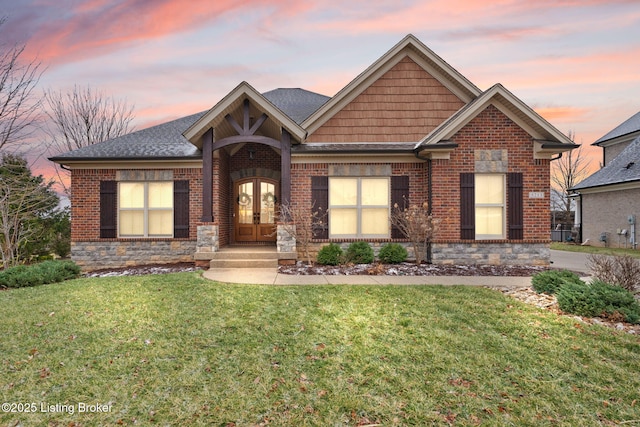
260, 182, 276, 224
238, 182, 253, 224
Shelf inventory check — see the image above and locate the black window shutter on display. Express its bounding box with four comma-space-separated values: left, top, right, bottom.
460, 173, 475, 240
390, 176, 410, 238
100, 181, 117, 238
173, 180, 190, 238
311, 176, 329, 239
508, 173, 524, 240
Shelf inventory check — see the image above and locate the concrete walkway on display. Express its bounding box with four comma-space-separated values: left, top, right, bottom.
201, 250, 590, 286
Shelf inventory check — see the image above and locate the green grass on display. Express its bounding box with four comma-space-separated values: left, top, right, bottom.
552, 242, 640, 258
1, 273, 639, 426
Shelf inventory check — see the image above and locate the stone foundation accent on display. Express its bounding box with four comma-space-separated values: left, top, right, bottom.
72, 240, 196, 270
196, 224, 219, 253
304, 241, 549, 266
433, 242, 550, 266
277, 225, 296, 253
277, 225, 297, 264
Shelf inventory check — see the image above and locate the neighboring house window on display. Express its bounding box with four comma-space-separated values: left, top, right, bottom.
119, 182, 174, 237
460, 173, 523, 240
474, 174, 505, 239
328, 177, 389, 238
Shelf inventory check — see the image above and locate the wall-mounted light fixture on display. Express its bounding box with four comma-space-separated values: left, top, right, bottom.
248, 147, 255, 160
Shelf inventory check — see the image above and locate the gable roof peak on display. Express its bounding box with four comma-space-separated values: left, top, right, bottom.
302, 34, 481, 133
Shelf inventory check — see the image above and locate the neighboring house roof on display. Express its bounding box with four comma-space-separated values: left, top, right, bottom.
593, 111, 640, 146
49, 111, 206, 161
572, 136, 640, 191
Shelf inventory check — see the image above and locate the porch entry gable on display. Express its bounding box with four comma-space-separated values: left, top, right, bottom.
200, 99, 292, 227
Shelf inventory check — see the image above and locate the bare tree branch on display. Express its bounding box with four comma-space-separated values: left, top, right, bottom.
274, 201, 326, 265
551, 132, 591, 227
44, 84, 135, 152
43, 84, 135, 193
390, 200, 440, 265
0, 17, 43, 152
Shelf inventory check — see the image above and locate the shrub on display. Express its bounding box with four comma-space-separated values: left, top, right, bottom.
0, 260, 81, 289
556, 279, 640, 324
378, 243, 408, 264
587, 254, 640, 294
345, 241, 374, 264
316, 243, 343, 266
531, 269, 583, 295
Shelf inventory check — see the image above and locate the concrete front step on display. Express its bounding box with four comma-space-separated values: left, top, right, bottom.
207, 246, 284, 269
210, 258, 278, 268
211, 250, 279, 260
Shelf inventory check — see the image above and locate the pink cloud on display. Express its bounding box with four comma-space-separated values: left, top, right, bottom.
21, 0, 293, 66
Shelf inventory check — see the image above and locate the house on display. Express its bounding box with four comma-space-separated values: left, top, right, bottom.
571, 112, 640, 248
49, 34, 577, 270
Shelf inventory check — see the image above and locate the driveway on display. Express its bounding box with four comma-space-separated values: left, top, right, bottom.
550, 249, 591, 274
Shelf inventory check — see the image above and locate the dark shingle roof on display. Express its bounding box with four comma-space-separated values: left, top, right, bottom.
50, 88, 330, 162
262, 88, 330, 124
594, 111, 640, 145
572, 136, 640, 190
49, 111, 206, 161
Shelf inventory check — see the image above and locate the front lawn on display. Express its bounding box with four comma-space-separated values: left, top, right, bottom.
1, 273, 639, 426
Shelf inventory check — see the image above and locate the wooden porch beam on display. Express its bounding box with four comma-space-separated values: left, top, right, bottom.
281, 128, 291, 208
201, 127, 213, 222
248, 113, 268, 135
224, 113, 244, 136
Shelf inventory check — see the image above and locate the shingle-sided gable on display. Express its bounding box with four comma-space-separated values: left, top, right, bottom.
306, 57, 466, 143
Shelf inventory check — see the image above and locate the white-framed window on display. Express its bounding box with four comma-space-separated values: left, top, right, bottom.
475, 174, 505, 239
119, 182, 173, 237
329, 177, 389, 238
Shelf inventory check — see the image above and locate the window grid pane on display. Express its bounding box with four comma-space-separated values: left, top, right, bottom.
119, 182, 174, 238
474, 174, 505, 239
329, 177, 389, 238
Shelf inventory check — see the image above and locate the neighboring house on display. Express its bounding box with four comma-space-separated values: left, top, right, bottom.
50, 34, 576, 269
571, 112, 640, 248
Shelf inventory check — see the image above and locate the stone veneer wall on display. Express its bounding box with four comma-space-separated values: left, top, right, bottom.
302, 241, 550, 266
72, 240, 196, 270
433, 242, 550, 266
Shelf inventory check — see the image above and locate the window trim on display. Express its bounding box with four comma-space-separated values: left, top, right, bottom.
328, 177, 390, 239
118, 181, 174, 238
474, 174, 505, 240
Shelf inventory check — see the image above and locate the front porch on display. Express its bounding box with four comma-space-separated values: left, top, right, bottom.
195, 243, 297, 269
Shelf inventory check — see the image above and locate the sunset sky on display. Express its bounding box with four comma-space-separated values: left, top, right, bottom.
3, 0, 640, 178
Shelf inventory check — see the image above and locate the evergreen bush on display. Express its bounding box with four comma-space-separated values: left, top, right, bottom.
316, 243, 343, 266
345, 241, 374, 264
0, 260, 81, 289
556, 279, 640, 324
531, 269, 582, 295
378, 243, 408, 264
